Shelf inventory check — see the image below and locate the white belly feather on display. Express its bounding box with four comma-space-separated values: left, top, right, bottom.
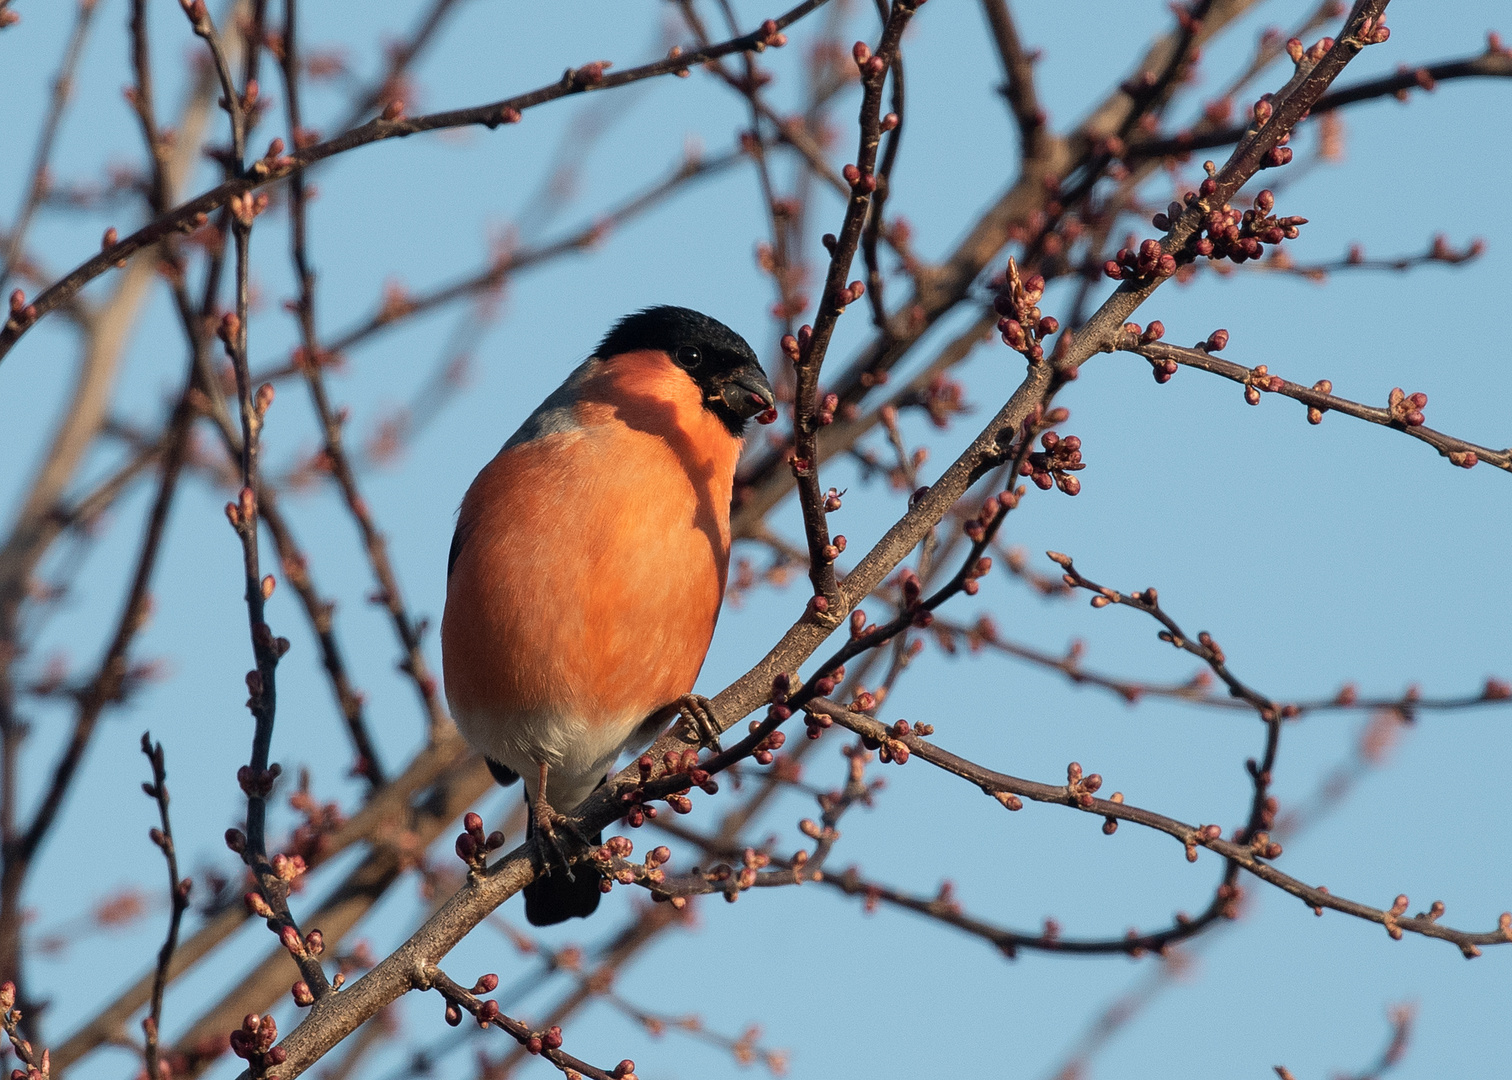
451, 704, 649, 814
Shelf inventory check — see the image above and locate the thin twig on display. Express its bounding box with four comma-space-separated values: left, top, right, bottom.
977, 0, 1046, 154
809, 698, 1512, 957
1131, 48, 1512, 160
0, 0, 100, 294
0, 0, 833, 362
139, 732, 190, 1080
277, 0, 433, 759
1125, 339, 1510, 472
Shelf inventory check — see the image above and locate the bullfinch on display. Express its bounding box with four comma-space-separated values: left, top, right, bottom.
441, 306, 776, 925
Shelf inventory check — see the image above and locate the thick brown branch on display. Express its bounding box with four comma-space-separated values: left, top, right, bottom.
163, 755, 495, 1079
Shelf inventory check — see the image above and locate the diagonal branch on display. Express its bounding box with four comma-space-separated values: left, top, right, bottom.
1126, 339, 1510, 472
277, 0, 449, 748
1131, 46, 1512, 160
977, 0, 1046, 155
0, 0, 99, 294
52, 732, 475, 1071
227, 11, 1406, 1076
808, 699, 1512, 957
731, 0, 1270, 533
0, 0, 831, 364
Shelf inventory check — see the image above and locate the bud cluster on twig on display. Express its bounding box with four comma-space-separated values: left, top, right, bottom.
993, 256, 1053, 363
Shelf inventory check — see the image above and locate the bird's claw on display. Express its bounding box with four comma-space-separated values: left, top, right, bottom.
532, 787, 591, 883
677, 693, 724, 755
532, 813, 594, 883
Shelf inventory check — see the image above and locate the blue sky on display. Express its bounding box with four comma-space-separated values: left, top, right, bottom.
1, 2, 1509, 1079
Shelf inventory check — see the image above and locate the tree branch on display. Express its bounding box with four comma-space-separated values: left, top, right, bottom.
0, 0, 830, 363
1125, 339, 1510, 472
808, 698, 1512, 957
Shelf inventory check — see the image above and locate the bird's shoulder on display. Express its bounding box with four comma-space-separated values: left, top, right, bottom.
502, 357, 600, 451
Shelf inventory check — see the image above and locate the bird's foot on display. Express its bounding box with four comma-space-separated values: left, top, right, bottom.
531, 793, 591, 883
677, 693, 724, 755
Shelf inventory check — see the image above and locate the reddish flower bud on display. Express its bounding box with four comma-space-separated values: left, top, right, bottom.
455, 832, 478, 862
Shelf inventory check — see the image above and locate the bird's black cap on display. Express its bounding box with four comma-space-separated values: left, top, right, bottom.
597, 306, 775, 436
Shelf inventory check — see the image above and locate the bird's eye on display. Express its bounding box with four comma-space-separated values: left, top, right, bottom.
675, 345, 702, 369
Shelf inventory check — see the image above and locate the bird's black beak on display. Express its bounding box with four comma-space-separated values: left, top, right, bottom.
714, 362, 776, 421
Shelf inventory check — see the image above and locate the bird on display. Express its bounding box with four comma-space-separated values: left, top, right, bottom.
441, 306, 776, 925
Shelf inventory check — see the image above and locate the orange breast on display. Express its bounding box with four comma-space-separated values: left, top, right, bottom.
441, 350, 741, 736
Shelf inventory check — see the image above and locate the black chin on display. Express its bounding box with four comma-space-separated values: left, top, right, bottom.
707, 398, 755, 438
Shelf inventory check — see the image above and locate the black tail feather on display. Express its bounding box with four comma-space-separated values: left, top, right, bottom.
524, 812, 603, 926
485, 757, 520, 787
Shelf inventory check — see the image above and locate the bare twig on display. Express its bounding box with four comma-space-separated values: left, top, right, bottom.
786, 0, 920, 613
1133, 47, 1512, 160
277, 0, 446, 751
1125, 338, 1510, 472
809, 698, 1512, 957
1276, 1003, 1415, 1080
334, 0, 473, 131
0, 0, 99, 294
53, 732, 477, 1070
0, 0, 831, 362
139, 732, 190, 1080
977, 0, 1046, 154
